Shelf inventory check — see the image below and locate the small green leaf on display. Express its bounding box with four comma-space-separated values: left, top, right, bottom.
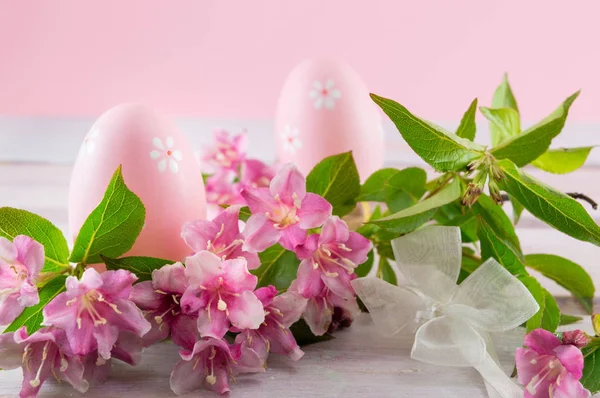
477, 216, 527, 277
355, 250, 374, 277
520, 276, 560, 332
378, 257, 397, 285
384, 167, 427, 212
498, 159, 600, 246
511, 195, 525, 224
582, 346, 600, 394
289, 319, 334, 346
559, 314, 583, 326
525, 254, 595, 314
5, 275, 67, 334
253, 244, 299, 291
102, 255, 174, 282
479, 107, 520, 147
371, 178, 462, 234
370, 93, 485, 172
593, 315, 600, 336
472, 194, 521, 251
0, 207, 70, 272
359, 168, 400, 202
306, 152, 360, 217
455, 98, 478, 141
443, 213, 478, 243
69, 166, 146, 265
492, 74, 519, 112
532, 147, 596, 174
491, 91, 580, 167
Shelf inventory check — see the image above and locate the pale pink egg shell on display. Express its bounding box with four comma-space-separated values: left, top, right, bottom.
275, 58, 385, 181
68, 104, 206, 263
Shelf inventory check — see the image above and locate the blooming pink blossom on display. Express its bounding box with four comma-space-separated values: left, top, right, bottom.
205, 171, 245, 207
182, 205, 260, 270
42, 268, 151, 360
0, 235, 45, 325
239, 159, 275, 190
234, 286, 307, 365
0, 327, 88, 398
241, 164, 332, 251
295, 216, 371, 300
180, 251, 265, 339
170, 337, 264, 395
130, 262, 198, 347
516, 328, 591, 398
202, 129, 247, 173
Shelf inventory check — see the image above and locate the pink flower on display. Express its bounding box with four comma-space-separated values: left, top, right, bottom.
234, 286, 307, 365
295, 216, 371, 300
562, 330, 589, 349
202, 129, 247, 173
182, 205, 260, 270
180, 251, 265, 339
0, 235, 45, 325
516, 329, 591, 398
42, 268, 151, 360
239, 159, 275, 190
241, 164, 332, 251
170, 337, 264, 395
0, 327, 88, 398
130, 262, 198, 348
205, 171, 245, 207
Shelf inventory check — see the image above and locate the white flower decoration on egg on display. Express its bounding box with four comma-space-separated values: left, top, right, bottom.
78, 127, 100, 159
281, 124, 302, 154
309, 79, 341, 110
150, 136, 183, 173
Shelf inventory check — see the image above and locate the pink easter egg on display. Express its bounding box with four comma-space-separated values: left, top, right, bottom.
275, 58, 384, 181
68, 104, 206, 262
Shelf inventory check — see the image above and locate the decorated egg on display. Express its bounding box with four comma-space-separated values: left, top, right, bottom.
68, 104, 206, 262
275, 58, 384, 180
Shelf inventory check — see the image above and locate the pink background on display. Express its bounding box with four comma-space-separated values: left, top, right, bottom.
0, 0, 598, 121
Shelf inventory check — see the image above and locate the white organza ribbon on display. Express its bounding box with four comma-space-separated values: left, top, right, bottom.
352, 226, 539, 398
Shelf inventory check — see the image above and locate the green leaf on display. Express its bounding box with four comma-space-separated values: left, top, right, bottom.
492, 74, 519, 112
371, 178, 462, 234
0, 207, 70, 272
378, 257, 397, 285
306, 152, 360, 217
476, 216, 527, 277
532, 146, 596, 174
559, 314, 583, 326
490, 91, 580, 167
593, 314, 600, 336
525, 254, 595, 314
479, 107, 520, 147
69, 166, 146, 265
582, 346, 600, 394
4, 275, 67, 334
455, 98, 478, 141
289, 319, 334, 346
359, 168, 399, 202
102, 255, 174, 282
253, 244, 299, 291
498, 159, 600, 246
472, 194, 521, 251
355, 250, 374, 277
370, 93, 485, 172
442, 212, 478, 243
511, 195, 525, 224
384, 167, 427, 213
520, 276, 560, 332
459, 248, 481, 283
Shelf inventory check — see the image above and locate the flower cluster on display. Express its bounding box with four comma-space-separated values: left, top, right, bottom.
201, 129, 275, 214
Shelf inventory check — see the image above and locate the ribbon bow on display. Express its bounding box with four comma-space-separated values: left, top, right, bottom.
352, 226, 539, 398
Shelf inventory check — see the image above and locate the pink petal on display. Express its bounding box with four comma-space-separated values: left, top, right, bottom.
99, 270, 138, 300
344, 232, 373, 265
254, 286, 278, 307
79, 268, 104, 291
524, 328, 562, 355
112, 331, 144, 366
230, 342, 265, 374
319, 216, 349, 245
272, 291, 307, 328
0, 332, 24, 370
236, 331, 268, 367
108, 299, 152, 338
242, 214, 281, 252
279, 224, 307, 251
0, 237, 17, 264
209, 366, 232, 395
328, 292, 361, 319
550, 372, 591, 398
13, 235, 44, 277
0, 294, 25, 325
170, 359, 205, 396
241, 187, 279, 214
212, 205, 243, 246
152, 262, 188, 294
516, 348, 555, 391
269, 164, 306, 206
294, 234, 319, 260
17, 281, 39, 307
303, 296, 332, 336
171, 315, 200, 351
197, 304, 230, 339
264, 324, 304, 361
227, 290, 265, 330
61, 355, 89, 393
222, 258, 257, 293
129, 281, 164, 310
82, 353, 111, 387
140, 313, 170, 347
295, 259, 326, 298
93, 324, 120, 360
181, 219, 220, 252
239, 250, 261, 270
297, 193, 332, 229
554, 344, 584, 379
180, 288, 209, 315
185, 251, 224, 286
186, 337, 231, 359
322, 271, 355, 300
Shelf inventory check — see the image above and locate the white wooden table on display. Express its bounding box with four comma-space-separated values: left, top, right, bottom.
1, 163, 599, 397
